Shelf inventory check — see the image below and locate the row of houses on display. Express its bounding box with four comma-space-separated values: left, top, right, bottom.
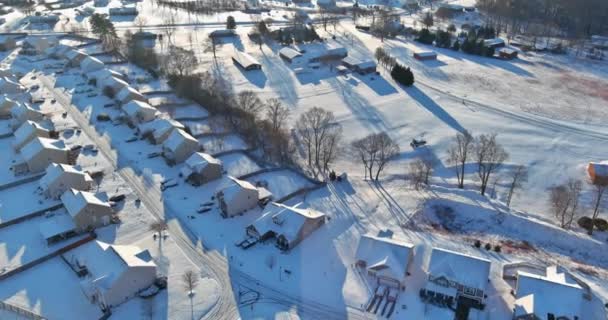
354, 233, 587, 320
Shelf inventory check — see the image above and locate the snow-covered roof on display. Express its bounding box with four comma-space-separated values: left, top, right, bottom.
74, 241, 155, 294
45, 43, 72, 58
514, 266, 583, 319
279, 47, 302, 60
232, 51, 261, 69
342, 56, 376, 69
589, 161, 608, 177
99, 75, 128, 91
11, 103, 43, 119
116, 85, 146, 103
427, 247, 491, 291
483, 38, 505, 47
122, 100, 157, 119
61, 189, 110, 218
138, 117, 185, 139
252, 202, 325, 243
182, 152, 222, 175
39, 163, 92, 190
39, 213, 77, 240
217, 176, 258, 203
21, 137, 67, 162
163, 128, 197, 153
498, 47, 517, 55
414, 51, 437, 57
355, 234, 414, 281
0, 35, 15, 45
0, 94, 17, 110
0, 76, 24, 93
80, 56, 105, 72
66, 49, 86, 61
13, 120, 50, 150
86, 68, 122, 81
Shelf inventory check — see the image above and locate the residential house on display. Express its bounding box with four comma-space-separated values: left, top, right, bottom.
116, 86, 147, 105
109, 6, 137, 16
246, 202, 326, 251
80, 56, 105, 73
588, 161, 608, 184
498, 47, 518, 60
74, 241, 157, 308
0, 35, 16, 51
413, 51, 437, 61
308, 42, 347, 62
21, 37, 55, 55
216, 176, 259, 218
10, 104, 45, 130
341, 57, 377, 74
61, 189, 113, 231
209, 29, 236, 38
12, 120, 52, 151
513, 266, 584, 320
14, 137, 73, 174
0, 76, 24, 94
279, 47, 303, 64
39, 163, 93, 199
66, 49, 87, 67
162, 128, 199, 164
0, 94, 17, 117
137, 118, 185, 144
122, 100, 157, 125
355, 234, 415, 290
181, 152, 223, 186
422, 247, 491, 311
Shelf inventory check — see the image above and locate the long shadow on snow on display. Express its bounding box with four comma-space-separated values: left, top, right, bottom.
404, 85, 467, 133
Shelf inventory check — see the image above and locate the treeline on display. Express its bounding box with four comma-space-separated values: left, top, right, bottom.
476, 0, 608, 38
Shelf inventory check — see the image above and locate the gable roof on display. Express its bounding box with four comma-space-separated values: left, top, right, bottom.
217, 176, 258, 203
515, 266, 583, 319
183, 152, 222, 173
427, 247, 491, 290
163, 128, 197, 152
279, 47, 302, 60
80, 56, 105, 72
61, 189, 110, 218
21, 137, 67, 162
356, 234, 414, 280
39, 163, 92, 189
122, 100, 157, 118
252, 202, 325, 243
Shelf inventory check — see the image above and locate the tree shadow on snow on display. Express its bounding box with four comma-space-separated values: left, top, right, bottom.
404, 85, 467, 133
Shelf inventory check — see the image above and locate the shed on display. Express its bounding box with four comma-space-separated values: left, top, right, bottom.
424, 247, 491, 309
216, 176, 259, 218
19, 137, 71, 174
137, 118, 185, 144
10, 104, 45, 130
247, 202, 326, 251
162, 128, 199, 164
498, 47, 518, 60
0, 76, 24, 94
39, 163, 93, 199
61, 189, 113, 231
181, 152, 223, 186
355, 234, 415, 289
513, 266, 583, 320
232, 52, 262, 71
483, 38, 506, 49
0, 94, 18, 117
588, 161, 608, 184
0, 35, 16, 51
74, 241, 156, 308
122, 100, 157, 125
279, 47, 303, 63
413, 51, 437, 61
80, 56, 105, 73
116, 86, 147, 104
12, 120, 51, 151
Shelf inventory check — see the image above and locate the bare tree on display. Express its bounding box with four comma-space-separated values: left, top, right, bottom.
475, 133, 509, 195
421, 11, 434, 29
134, 16, 147, 32
149, 221, 167, 239
351, 133, 398, 181
320, 126, 342, 174
265, 98, 289, 133
204, 36, 221, 61
373, 133, 399, 181
165, 46, 198, 76
236, 90, 263, 116
589, 178, 608, 235
409, 159, 426, 190
296, 107, 342, 173
506, 165, 528, 207
182, 270, 200, 320
549, 179, 582, 229
448, 131, 474, 189
162, 11, 178, 45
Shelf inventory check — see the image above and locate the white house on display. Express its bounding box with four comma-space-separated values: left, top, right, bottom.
422, 247, 491, 310
0, 94, 18, 117
122, 100, 157, 125
14, 137, 72, 174
513, 266, 584, 320
246, 202, 326, 251
355, 234, 415, 290
116, 86, 147, 105
279, 47, 303, 64
162, 128, 199, 164
21, 37, 55, 55
0, 76, 24, 94
216, 176, 259, 218
61, 189, 113, 231
39, 163, 93, 199
74, 241, 157, 308
10, 104, 45, 130
45, 43, 72, 59
12, 120, 52, 151
80, 55, 105, 73
137, 118, 185, 144
181, 152, 223, 186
